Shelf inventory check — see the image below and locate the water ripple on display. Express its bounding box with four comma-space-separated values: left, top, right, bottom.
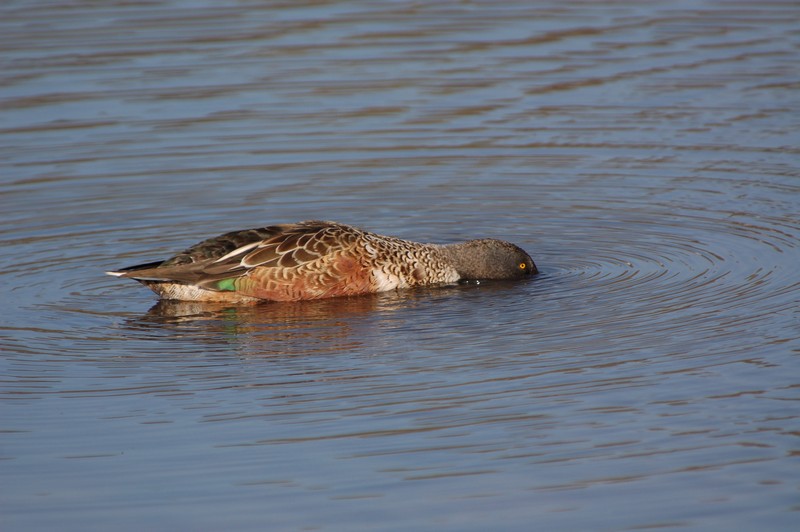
1, 1, 798, 530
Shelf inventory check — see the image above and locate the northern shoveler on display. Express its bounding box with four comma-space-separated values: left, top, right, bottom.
107, 221, 536, 302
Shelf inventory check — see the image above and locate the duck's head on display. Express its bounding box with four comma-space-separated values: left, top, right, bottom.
445, 239, 537, 281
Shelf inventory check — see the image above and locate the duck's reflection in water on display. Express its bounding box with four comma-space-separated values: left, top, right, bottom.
120, 287, 466, 358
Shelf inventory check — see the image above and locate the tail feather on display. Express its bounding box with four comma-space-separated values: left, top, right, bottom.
105, 260, 166, 279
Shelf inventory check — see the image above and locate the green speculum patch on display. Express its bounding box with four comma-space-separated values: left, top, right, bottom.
216, 278, 237, 291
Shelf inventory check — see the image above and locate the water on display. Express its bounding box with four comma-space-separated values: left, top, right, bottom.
1, 0, 798, 530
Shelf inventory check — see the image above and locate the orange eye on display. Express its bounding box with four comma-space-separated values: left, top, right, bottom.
519, 263, 526, 270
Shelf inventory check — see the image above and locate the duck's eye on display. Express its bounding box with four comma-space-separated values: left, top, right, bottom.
519, 263, 527, 270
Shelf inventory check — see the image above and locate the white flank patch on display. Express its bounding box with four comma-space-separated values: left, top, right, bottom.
105, 270, 126, 277
372, 269, 406, 292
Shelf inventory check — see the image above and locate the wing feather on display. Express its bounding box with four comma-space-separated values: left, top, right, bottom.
112, 221, 369, 299
241, 243, 281, 268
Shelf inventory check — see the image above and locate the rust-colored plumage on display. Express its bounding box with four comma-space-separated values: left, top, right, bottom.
107, 221, 536, 302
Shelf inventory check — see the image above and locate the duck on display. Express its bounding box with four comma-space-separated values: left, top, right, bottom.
107, 220, 537, 302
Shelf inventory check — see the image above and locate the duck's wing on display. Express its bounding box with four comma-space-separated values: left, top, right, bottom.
107, 221, 360, 290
